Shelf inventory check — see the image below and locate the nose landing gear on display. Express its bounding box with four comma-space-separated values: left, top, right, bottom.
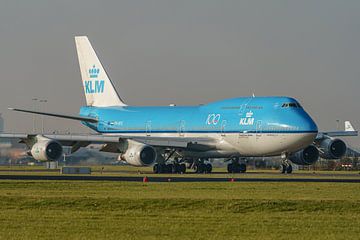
280, 153, 293, 174
280, 162, 292, 174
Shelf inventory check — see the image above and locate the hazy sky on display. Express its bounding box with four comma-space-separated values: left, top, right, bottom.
0, 1, 359, 145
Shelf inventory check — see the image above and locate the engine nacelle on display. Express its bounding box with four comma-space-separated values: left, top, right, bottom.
120, 140, 157, 166
289, 145, 319, 165
318, 138, 347, 159
30, 140, 63, 161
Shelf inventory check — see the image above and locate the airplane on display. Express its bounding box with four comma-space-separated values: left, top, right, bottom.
0, 36, 357, 174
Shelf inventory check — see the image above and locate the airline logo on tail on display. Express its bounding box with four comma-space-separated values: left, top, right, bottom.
85, 65, 104, 94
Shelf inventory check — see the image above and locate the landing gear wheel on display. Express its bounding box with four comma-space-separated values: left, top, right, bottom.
199, 163, 207, 173
286, 164, 292, 174
228, 163, 241, 173
165, 164, 172, 173
280, 164, 287, 174
227, 163, 234, 173
194, 163, 206, 173
239, 163, 247, 173
206, 164, 212, 173
172, 164, 179, 173
179, 164, 186, 174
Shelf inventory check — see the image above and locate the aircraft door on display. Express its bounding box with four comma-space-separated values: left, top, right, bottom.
179, 120, 185, 137
146, 121, 152, 136
256, 120, 262, 140
221, 120, 227, 137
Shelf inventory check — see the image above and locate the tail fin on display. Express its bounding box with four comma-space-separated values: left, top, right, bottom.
75, 36, 126, 107
345, 121, 355, 132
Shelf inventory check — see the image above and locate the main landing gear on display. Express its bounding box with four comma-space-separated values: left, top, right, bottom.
153, 151, 187, 174
227, 157, 247, 173
192, 159, 212, 174
153, 157, 213, 174
153, 162, 186, 174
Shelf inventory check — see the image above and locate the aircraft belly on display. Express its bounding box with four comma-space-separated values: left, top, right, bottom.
227, 133, 316, 156
103, 132, 316, 157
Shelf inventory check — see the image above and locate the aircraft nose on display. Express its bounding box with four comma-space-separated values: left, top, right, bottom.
300, 111, 318, 133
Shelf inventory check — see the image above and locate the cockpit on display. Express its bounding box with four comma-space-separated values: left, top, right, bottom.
281, 102, 302, 108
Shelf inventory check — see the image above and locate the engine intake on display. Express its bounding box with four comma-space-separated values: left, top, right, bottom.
289, 145, 319, 165
30, 140, 63, 161
121, 140, 157, 166
318, 138, 346, 159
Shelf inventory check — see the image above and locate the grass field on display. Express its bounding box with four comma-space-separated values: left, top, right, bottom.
0, 180, 359, 240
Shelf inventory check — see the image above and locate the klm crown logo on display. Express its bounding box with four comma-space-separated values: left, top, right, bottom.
246, 111, 253, 118
89, 65, 100, 78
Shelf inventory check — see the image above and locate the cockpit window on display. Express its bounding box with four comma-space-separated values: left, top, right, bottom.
281, 102, 302, 108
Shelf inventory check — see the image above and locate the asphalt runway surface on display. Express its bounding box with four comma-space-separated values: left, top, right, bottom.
1, 174, 360, 183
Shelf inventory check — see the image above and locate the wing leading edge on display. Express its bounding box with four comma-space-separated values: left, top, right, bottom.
0, 133, 216, 153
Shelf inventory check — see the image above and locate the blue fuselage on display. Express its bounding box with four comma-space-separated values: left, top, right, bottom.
80, 96, 318, 135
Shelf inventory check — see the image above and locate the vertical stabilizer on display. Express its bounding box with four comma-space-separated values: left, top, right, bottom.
345, 121, 355, 132
75, 36, 126, 107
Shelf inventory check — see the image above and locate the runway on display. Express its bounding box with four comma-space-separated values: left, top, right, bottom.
1, 174, 360, 183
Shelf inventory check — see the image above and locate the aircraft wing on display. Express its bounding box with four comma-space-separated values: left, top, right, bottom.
8, 108, 98, 123
0, 133, 216, 153
316, 121, 358, 139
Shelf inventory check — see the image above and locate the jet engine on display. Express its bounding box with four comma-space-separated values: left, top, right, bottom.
317, 138, 347, 159
289, 145, 319, 165
30, 140, 63, 161
120, 140, 157, 166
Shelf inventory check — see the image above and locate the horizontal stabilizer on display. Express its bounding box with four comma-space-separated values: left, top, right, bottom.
345, 121, 355, 132
8, 108, 98, 123
317, 121, 358, 139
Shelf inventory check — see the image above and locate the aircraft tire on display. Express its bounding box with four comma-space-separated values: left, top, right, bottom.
228, 163, 240, 173
239, 163, 247, 173
166, 164, 173, 173
206, 164, 212, 173
200, 163, 207, 173
172, 164, 179, 174
286, 164, 293, 174
280, 164, 286, 174
179, 164, 186, 174
193, 164, 199, 173
227, 163, 234, 173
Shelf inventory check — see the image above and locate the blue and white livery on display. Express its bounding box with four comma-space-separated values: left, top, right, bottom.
1, 36, 357, 174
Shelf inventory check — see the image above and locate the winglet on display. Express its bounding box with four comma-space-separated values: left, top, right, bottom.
345, 121, 355, 132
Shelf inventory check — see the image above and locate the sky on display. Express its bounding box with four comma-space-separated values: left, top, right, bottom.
0, 1, 359, 146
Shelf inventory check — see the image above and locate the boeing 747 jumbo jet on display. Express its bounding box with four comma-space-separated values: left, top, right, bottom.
0, 36, 357, 174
